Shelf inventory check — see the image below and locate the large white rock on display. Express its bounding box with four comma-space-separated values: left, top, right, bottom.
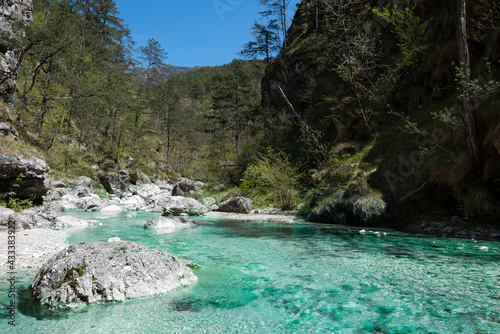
54, 216, 92, 227
30, 241, 198, 310
100, 205, 123, 212
218, 196, 253, 214
144, 217, 199, 229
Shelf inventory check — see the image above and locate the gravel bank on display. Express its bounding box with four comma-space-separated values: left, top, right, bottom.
0, 229, 69, 275
206, 211, 299, 224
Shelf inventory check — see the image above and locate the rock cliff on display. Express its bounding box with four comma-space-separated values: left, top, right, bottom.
0, 154, 49, 203
262, 0, 500, 222
0, 0, 33, 96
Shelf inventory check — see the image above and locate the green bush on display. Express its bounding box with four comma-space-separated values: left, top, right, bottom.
240, 148, 304, 210
298, 182, 386, 226
1, 173, 35, 212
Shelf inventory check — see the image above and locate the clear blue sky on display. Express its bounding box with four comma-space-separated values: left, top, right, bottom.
115, 0, 302, 67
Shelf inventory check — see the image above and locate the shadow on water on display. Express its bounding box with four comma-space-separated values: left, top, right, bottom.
16, 286, 70, 320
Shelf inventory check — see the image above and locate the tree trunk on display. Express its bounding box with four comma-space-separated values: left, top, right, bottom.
282, 0, 287, 48
315, 0, 319, 33
456, 0, 482, 169
36, 60, 54, 137
304, 0, 311, 30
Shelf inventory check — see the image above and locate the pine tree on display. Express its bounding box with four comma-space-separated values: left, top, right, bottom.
239, 20, 281, 63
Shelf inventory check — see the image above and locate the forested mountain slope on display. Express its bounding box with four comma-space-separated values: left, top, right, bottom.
1, 0, 499, 229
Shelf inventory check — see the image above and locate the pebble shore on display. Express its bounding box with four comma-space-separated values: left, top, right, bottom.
0, 229, 69, 275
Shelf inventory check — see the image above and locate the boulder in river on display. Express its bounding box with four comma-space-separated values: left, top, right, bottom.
218, 196, 253, 214
29, 241, 198, 310
144, 216, 199, 229
150, 194, 208, 216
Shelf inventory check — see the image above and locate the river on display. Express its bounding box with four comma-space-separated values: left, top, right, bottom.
1, 210, 499, 333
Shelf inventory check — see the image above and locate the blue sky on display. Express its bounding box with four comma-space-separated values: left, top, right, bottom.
115, 0, 302, 67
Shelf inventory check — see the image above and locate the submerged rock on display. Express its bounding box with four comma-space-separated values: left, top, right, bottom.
144, 217, 199, 229
29, 241, 198, 310
150, 194, 208, 216
218, 196, 253, 214
54, 216, 95, 227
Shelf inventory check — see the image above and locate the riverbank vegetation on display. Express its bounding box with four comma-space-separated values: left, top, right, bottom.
2, 0, 500, 229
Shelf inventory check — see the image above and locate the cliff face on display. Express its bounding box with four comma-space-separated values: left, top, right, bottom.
0, 1, 49, 205
262, 0, 500, 222
0, 0, 33, 96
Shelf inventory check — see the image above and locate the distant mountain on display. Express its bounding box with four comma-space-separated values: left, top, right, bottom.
133, 65, 203, 82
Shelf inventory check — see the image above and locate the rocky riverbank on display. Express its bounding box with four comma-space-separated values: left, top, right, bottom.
0, 228, 69, 275
1, 174, 499, 280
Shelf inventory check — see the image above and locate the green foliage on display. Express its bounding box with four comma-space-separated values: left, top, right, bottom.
370, 0, 429, 66
431, 107, 463, 129
241, 147, 303, 210
1, 173, 35, 212
186, 263, 200, 270
92, 186, 111, 200
453, 60, 500, 100
298, 184, 386, 225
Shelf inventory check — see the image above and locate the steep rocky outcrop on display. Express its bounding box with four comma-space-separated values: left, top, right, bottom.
262, 0, 500, 223
30, 241, 198, 310
0, 0, 33, 95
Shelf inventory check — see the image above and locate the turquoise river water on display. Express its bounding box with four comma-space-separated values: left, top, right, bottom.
1, 210, 499, 333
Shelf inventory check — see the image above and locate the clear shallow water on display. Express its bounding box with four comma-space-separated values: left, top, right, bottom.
1, 210, 499, 333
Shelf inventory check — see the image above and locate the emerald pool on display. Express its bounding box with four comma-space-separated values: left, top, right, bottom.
1, 211, 499, 333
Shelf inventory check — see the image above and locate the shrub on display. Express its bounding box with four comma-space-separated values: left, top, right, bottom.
240, 148, 304, 210
1, 173, 35, 212
298, 182, 386, 226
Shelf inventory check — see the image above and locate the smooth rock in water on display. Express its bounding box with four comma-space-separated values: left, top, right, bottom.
29, 241, 198, 310
81, 195, 104, 211
218, 196, 253, 214
107, 237, 121, 243
150, 194, 208, 216
144, 217, 199, 229
120, 195, 146, 209
100, 205, 123, 212
55, 216, 92, 227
